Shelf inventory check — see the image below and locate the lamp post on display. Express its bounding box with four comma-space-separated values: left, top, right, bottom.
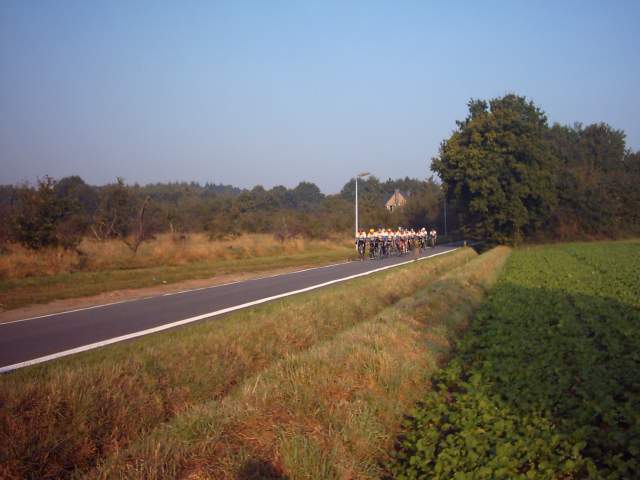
355, 172, 370, 235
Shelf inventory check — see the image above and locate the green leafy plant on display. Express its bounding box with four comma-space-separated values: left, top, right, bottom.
389, 240, 640, 479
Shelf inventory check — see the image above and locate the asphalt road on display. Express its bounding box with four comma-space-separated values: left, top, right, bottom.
0, 243, 460, 372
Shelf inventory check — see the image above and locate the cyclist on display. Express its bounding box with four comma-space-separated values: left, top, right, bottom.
355, 229, 367, 260
419, 227, 427, 250
429, 228, 437, 248
393, 228, 399, 255
368, 228, 377, 260
379, 228, 387, 258
397, 227, 406, 255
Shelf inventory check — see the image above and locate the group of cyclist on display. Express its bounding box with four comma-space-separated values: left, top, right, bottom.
355, 227, 438, 260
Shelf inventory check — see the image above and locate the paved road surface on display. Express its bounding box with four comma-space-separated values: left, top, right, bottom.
0, 243, 460, 372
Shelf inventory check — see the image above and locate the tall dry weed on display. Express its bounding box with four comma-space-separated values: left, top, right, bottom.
0, 244, 79, 279
0, 234, 349, 280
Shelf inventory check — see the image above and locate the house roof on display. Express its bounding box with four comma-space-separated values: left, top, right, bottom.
385, 189, 407, 208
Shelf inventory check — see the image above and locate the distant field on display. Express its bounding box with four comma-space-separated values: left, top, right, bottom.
0, 246, 510, 479
390, 240, 640, 479
0, 233, 354, 310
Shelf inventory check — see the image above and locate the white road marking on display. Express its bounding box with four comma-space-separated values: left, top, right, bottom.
0, 299, 133, 326
4, 261, 354, 323
161, 280, 243, 296
0, 247, 458, 373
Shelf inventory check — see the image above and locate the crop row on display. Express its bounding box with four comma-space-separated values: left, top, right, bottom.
389, 241, 640, 479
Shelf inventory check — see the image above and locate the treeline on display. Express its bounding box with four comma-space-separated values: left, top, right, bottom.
0, 175, 446, 250
5, 93, 632, 250
433, 94, 640, 244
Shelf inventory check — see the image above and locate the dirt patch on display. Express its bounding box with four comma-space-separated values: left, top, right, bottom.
0, 262, 348, 324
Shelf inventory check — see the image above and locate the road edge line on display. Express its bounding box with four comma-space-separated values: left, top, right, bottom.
2, 262, 355, 325
0, 247, 458, 373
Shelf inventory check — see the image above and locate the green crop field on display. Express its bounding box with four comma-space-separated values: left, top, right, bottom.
389, 240, 640, 479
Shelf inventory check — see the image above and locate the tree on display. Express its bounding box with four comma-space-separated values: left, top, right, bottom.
0, 185, 18, 245
53, 176, 98, 248
54, 176, 99, 216
269, 185, 294, 209
92, 178, 159, 253
340, 176, 385, 204
12, 177, 72, 249
401, 178, 444, 230
92, 178, 136, 240
548, 122, 638, 238
291, 181, 324, 210
432, 94, 559, 244
580, 123, 626, 174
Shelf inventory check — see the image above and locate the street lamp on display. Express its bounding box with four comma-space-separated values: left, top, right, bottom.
355, 171, 370, 235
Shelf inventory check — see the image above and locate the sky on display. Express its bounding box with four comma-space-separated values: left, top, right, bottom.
1, 1, 639, 193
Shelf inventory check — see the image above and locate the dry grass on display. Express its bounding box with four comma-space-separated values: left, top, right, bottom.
0, 234, 357, 311
0, 248, 476, 480
88, 247, 511, 479
0, 233, 347, 279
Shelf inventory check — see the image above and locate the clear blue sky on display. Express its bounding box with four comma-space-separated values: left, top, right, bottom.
1, 1, 639, 193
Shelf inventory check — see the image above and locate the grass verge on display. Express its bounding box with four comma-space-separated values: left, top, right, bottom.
88, 246, 511, 479
0, 247, 474, 479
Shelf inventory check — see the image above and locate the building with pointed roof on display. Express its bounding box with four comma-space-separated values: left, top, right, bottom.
385, 189, 407, 212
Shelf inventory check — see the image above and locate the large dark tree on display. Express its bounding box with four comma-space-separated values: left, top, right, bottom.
432, 94, 559, 244
548, 122, 640, 238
